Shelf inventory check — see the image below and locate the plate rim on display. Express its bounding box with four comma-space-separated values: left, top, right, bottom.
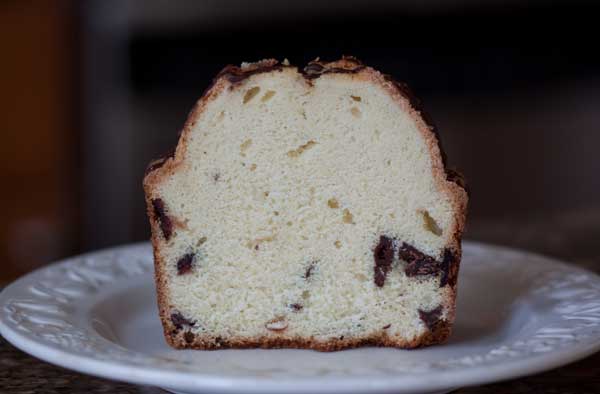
1, 240, 600, 393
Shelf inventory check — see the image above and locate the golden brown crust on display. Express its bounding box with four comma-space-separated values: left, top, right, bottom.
165, 319, 452, 352
143, 57, 467, 352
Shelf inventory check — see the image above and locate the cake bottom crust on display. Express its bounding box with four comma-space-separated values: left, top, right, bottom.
164, 321, 452, 352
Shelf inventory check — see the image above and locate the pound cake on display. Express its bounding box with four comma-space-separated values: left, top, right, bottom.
143, 57, 468, 351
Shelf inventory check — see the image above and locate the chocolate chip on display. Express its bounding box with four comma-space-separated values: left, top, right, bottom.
170, 312, 195, 330
302, 59, 365, 80
373, 235, 394, 287
383, 324, 391, 330
152, 198, 173, 240
184, 331, 194, 344
176, 253, 195, 275
218, 62, 284, 84
400, 243, 440, 277
439, 249, 458, 288
290, 303, 303, 312
418, 305, 443, 331
304, 262, 316, 279
303, 62, 326, 77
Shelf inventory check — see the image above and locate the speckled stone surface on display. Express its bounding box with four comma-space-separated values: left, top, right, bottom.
2, 210, 600, 393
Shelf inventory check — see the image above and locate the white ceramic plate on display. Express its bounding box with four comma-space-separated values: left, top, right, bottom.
1, 242, 600, 394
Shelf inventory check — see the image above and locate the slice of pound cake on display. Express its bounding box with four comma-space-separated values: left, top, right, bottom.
143, 57, 468, 351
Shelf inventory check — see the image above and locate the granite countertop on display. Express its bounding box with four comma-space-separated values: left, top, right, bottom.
2, 210, 600, 393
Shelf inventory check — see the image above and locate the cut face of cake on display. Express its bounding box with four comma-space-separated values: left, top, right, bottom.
143, 57, 468, 351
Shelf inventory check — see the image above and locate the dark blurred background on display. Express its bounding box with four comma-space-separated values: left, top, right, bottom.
2, 0, 599, 283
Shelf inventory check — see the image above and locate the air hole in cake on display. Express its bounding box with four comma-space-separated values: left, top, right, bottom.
342, 209, 354, 224
351, 95, 362, 102
247, 234, 276, 250
265, 317, 288, 332
327, 198, 339, 209
213, 173, 221, 182
354, 273, 368, 282
243, 86, 260, 104
373, 235, 394, 287
383, 324, 391, 330
176, 253, 195, 275
420, 210, 443, 236
351, 107, 361, 117
240, 139, 252, 156
287, 140, 317, 158
261, 90, 276, 102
